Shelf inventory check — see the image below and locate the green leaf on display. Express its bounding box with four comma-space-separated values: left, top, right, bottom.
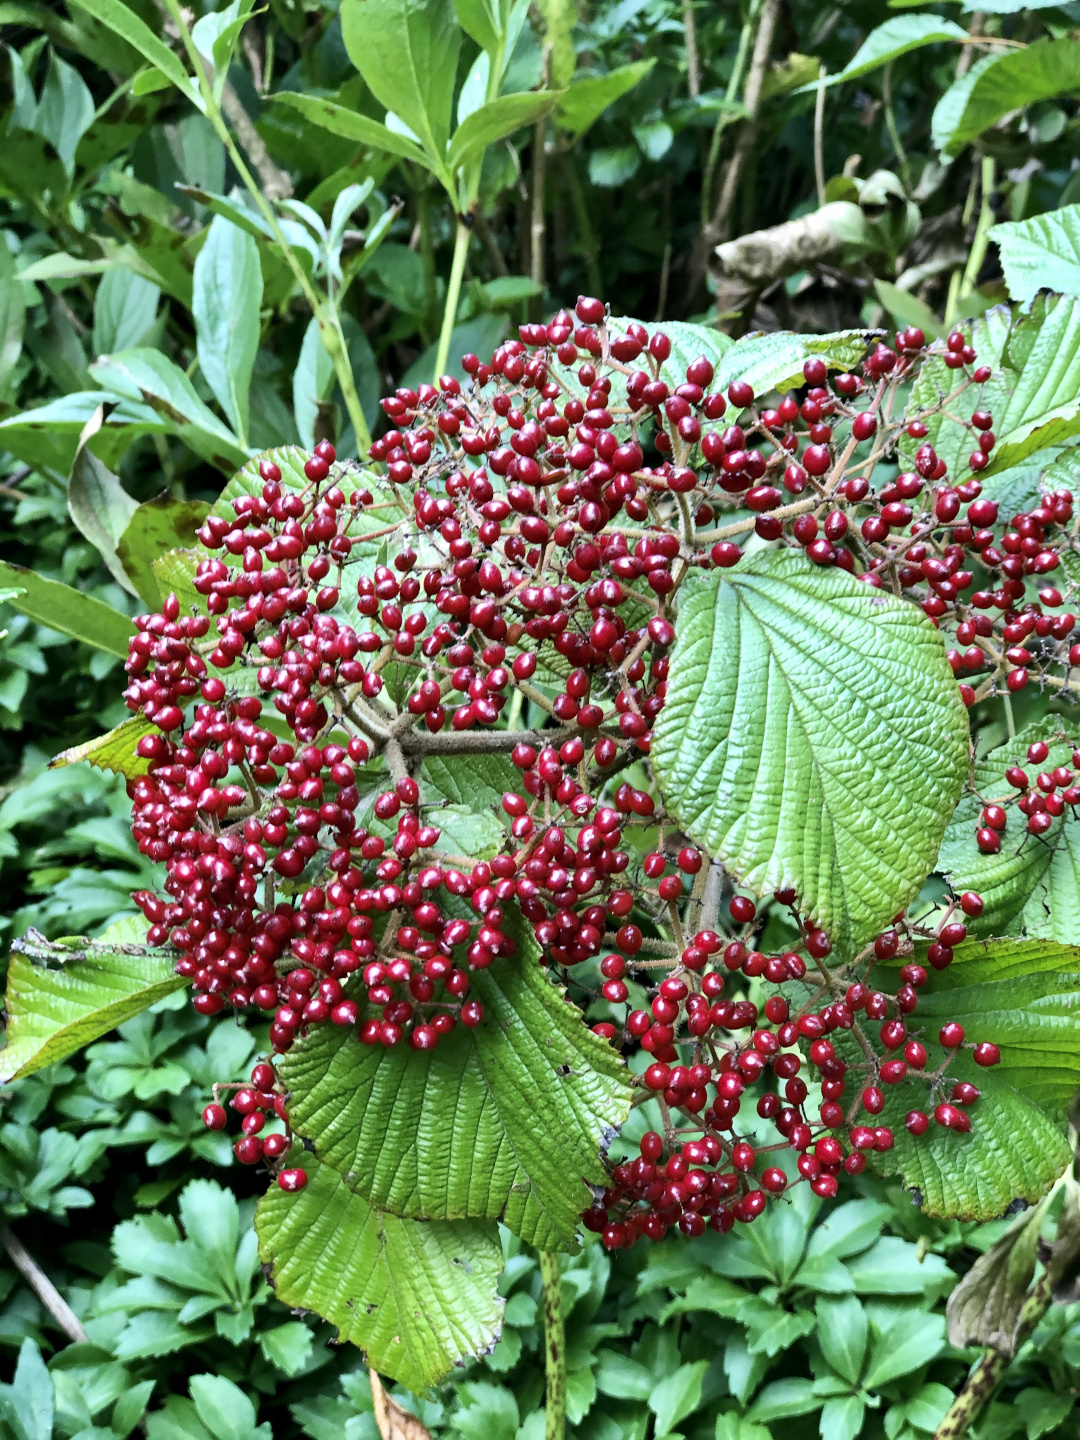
67, 414, 140, 595
0, 559, 134, 656
818, 1396, 864, 1440
652, 550, 970, 950
815, 1296, 867, 1385
112, 1381, 155, 1440
595, 1352, 654, 1401
715, 1419, 771, 1440
420, 752, 521, 858
747, 1378, 821, 1424
650, 1361, 708, 1436
862, 1310, 946, 1389
873, 280, 946, 341
448, 91, 561, 175
51, 715, 158, 779
271, 94, 433, 170
35, 49, 96, 175
340, 0, 461, 169
192, 215, 262, 447
991, 206, 1080, 303
868, 938, 1078, 1217
255, 1155, 504, 1391
933, 39, 1080, 157
588, 146, 640, 188
0, 242, 25, 396
116, 494, 212, 609
555, 60, 655, 138
713, 329, 871, 399
277, 933, 632, 1249
2, 1341, 53, 1440
937, 722, 1080, 940
1015, 1388, 1074, 1440
65, 0, 199, 107
189, 1377, 263, 1440
980, 294, 1080, 473
89, 348, 248, 470
0, 915, 187, 1082
292, 316, 335, 453
93, 267, 161, 357
257, 1322, 314, 1377
830, 15, 967, 85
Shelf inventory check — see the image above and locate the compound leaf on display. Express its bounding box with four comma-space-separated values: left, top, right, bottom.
652, 551, 969, 950
256, 1155, 504, 1391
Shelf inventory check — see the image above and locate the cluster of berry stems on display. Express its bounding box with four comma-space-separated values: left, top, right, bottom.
120, 296, 1069, 1218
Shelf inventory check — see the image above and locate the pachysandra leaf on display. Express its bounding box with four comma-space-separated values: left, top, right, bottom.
276, 932, 632, 1249
256, 1155, 504, 1391
652, 550, 970, 950
0, 916, 186, 1082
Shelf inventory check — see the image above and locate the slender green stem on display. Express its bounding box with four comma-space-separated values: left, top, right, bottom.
960, 155, 997, 299
701, 0, 761, 227
161, 0, 371, 455
434, 221, 471, 384
563, 153, 602, 296
1003, 690, 1016, 739
539, 1251, 565, 1440
882, 62, 908, 172
945, 161, 983, 327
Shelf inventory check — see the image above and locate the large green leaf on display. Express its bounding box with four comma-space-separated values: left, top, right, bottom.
421, 753, 522, 859
991, 204, 1080, 303
277, 940, 632, 1249
652, 551, 970, 950
271, 94, 432, 169
192, 216, 262, 447
340, 0, 461, 169
256, 1156, 504, 1391
932, 39, 1080, 157
830, 15, 966, 85
116, 494, 212, 610
0, 559, 134, 656
66, 0, 200, 106
713, 330, 870, 400
0, 392, 171, 476
899, 307, 1012, 476
0, 916, 187, 1083
868, 938, 1079, 1217
982, 294, 1080, 474
448, 91, 561, 175
92, 267, 161, 357
89, 348, 248, 470
67, 419, 139, 596
937, 720, 1080, 944
555, 60, 655, 138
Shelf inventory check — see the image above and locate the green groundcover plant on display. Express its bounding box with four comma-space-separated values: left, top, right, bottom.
5, 0, 1080, 1437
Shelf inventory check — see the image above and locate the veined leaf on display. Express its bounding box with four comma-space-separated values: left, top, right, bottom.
272, 93, 434, 171
66, 0, 200, 108
0, 916, 186, 1083
51, 715, 158, 779
116, 494, 212, 610
868, 938, 1079, 1217
340, 0, 461, 167
256, 1155, 504, 1391
933, 39, 1080, 157
982, 294, 1080, 473
829, 15, 967, 85
0, 230, 26, 395
937, 720, 1080, 943
67, 409, 140, 596
192, 215, 262, 446
0, 560, 134, 656
991, 204, 1080, 302
277, 932, 632, 1249
448, 90, 561, 176
555, 60, 655, 138
652, 551, 970, 950
713, 329, 871, 400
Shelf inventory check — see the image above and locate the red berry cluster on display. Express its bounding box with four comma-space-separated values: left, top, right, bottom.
120, 296, 1052, 1228
201, 1061, 307, 1189
976, 734, 1080, 852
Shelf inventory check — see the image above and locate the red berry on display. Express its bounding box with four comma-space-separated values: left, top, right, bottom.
202, 1103, 227, 1131
277, 1168, 309, 1192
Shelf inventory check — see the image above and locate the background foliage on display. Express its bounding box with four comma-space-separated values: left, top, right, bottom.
3, 0, 1080, 1433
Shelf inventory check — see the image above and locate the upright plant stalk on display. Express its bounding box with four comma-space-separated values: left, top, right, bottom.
434, 222, 471, 383
700, 0, 762, 228
161, 0, 372, 456
539, 1250, 566, 1440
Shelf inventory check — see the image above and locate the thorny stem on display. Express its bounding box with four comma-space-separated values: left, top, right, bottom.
539, 1251, 566, 1440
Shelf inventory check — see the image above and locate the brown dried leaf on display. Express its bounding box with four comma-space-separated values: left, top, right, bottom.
370, 1370, 431, 1440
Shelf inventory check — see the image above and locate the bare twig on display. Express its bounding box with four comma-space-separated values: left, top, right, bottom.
683, 0, 701, 99
0, 1224, 88, 1344
220, 82, 293, 200
705, 0, 782, 247
814, 64, 827, 207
